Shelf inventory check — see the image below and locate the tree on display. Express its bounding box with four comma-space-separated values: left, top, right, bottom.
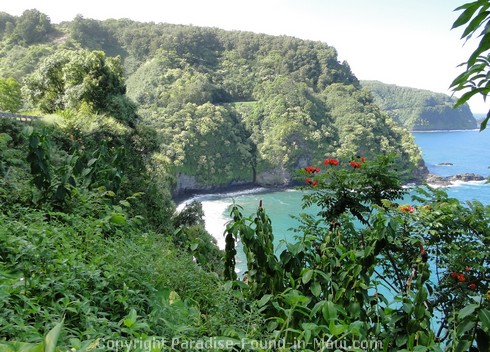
13, 9, 53, 44
0, 12, 15, 40
451, 0, 490, 130
0, 77, 22, 112
69, 15, 118, 52
23, 49, 136, 123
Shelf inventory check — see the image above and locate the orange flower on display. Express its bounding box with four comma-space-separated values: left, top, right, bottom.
306, 178, 318, 186
399, 205, 415, 213
324, 158, 339, 166
305, 166, 318, 174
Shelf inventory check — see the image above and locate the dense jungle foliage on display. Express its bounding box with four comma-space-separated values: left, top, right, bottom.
362, 81, 477, 131
0, 8, 489, 352
0, 9, 426, 192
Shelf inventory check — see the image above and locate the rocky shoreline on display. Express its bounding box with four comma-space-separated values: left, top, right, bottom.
424, 173, 486, 187
173, 173, 488, 206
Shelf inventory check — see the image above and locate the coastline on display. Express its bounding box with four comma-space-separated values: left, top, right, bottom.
174, 184, 290, 211
411, 129, 480, 133
174, 171, 488, 209
176, 173, 488, 250
175, 185, 291, 250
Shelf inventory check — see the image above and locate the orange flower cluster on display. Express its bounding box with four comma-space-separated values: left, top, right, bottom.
399, 205, 415, 213
450, 272, 466, 282
324, 158, 339, 166
305, 178, 318, 186
349, 161, 361, 168
449, 268, 479, 290
304, 166, 320, 174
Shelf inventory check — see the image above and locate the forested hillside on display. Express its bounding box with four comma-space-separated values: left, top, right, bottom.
1, 10, 489, 351
362, 80, 477, 131
0, 10, 426, 194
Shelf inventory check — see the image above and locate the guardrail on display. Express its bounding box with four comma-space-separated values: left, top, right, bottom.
0, 112, 41, 122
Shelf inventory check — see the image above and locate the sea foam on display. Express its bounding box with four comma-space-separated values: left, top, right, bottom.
175, 187, 268, 249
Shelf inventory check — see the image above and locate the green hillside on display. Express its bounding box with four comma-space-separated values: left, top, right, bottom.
362, 80, 477, 131
0, 11, 426, 194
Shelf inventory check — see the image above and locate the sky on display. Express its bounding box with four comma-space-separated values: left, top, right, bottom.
3, 0, 489, 114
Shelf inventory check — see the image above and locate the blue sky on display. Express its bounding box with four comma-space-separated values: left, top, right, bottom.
3, 0, 488, 113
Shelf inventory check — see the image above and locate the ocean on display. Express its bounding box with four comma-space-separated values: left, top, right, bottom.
177, 129, 490, 273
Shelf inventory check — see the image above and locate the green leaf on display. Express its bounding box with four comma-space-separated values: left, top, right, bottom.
87, 158, 97, 167
454, 89, 483, 108
479, 110, 490, 130
454, 339, 472, 352
468, 33, 490, 66
123, 308, 138, 327
322, 301, 337, 321
301, 268, 313, 284
22, 126, 34, 137
452, 3, 482, 29
457, 319, 476, 336
348, 302, 361, 318
257, 294, 272, 308
462, 10, 490, 39
328, 321, 348, 336
458, 304, 478, 319
479, 308, 490, 330
450, 70, 472, 88
402, 302, 414, 315
119, 200, 131, 208
80, 168, 92, 177
301, 322, 318, 331
415, 304, 426, 319
109, 213, 126, 225
169, 291, 180, 304
44, 321, 64, 352
310, 281, 321, 297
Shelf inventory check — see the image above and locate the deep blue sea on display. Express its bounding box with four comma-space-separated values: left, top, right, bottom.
177, 129, 490, 273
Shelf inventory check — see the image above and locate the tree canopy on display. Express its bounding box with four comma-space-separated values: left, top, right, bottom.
0, 77, 22, 112
12, 9, 53, 45
23, 49, 137, 123
451, 0, 490, 130
0, 10, 427, 190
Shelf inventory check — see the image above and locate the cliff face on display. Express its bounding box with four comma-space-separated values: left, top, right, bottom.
362, 81, 477, 131
173, 168, 291, 196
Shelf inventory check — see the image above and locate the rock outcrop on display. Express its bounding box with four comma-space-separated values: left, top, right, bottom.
426, 173, 485, 186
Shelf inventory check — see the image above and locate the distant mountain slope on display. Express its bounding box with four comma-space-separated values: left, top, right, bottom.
0, 12, 428, 191
361, 80, 477, 131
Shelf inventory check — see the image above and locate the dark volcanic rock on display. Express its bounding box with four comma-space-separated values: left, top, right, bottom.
425, 173, 485, 186
447, 173, 485, 182
425, 174, 451, 186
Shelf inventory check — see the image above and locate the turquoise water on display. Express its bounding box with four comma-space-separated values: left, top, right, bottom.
413, 129, 490, 204
179, 129, 490, 272
413, 129, 490, 177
